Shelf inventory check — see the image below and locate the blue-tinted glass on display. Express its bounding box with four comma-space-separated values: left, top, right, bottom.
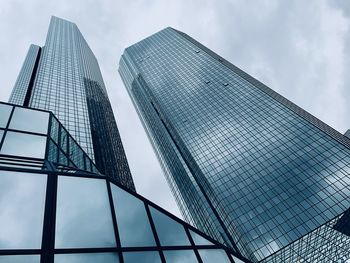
189, 230, 213, 245
0, 131, 46, 159
9, 45, 40, 106
19, 17, 135, 190
0, 129, 4, 143
111, 184, 156, 247
9, 107, 49, 134
54, 253, 119, 263
48, 139, 58, 163
0, 255, 40, 263
198, 249, 230, 263
55, 176, 115, 248
150, 207, 190, 246
163, 250, 198, 263
0, 171, 46, 249
0, 103, 12, 128
119, 27, 350, 261
123, 251, 161, 263
50, 117, 59, 144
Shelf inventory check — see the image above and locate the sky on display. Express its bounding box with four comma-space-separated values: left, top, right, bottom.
1, 0, 350, 219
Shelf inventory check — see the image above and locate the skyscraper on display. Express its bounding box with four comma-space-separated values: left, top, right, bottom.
119, 28, 350, 262
9, 16, 135, 191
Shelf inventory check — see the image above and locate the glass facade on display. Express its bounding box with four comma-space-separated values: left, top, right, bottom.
8, 16, 135, 190
0, 102, 98, 173
8, 44, 41, 106
119, 28, 350, 261
0, 101, 245, 263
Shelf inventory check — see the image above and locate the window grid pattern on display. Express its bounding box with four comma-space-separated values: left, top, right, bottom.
261, 213, 350, 262
119, 64, 237, 251
119, 28, 350, 261
0, 102, 98, 174
0, 160, 246, 262
29, 17, 94, 159
15, 16, 135, 190
9, 44, 41, 106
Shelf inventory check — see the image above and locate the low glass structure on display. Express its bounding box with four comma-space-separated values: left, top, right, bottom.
0, 101, 247, 263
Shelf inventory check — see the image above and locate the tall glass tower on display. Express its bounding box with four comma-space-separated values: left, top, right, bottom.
119, 28, 350, 262
9, 16, 135, 191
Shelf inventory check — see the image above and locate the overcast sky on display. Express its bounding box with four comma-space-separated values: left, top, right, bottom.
1, 0, 350, 218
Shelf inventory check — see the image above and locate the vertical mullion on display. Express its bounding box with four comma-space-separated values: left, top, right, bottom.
0, 106, 15, 150
44, 114, 52, 162
40, 173, 58, 263
145, 204, 166, 263
184, 227, 203, 263
106, 181, 124, 263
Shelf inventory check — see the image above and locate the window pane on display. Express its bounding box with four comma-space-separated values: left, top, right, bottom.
55, 176, 116, 248
198, 249, 231, 263
0, 255, 40, 263
123, 251, 161, 263
50, 117, 59, 144
164, 250, 198, 263
150, 207, 190, 246
55, 253, 119, 263
0, 129, 4, 142
48, 139, 58, 163
9, 107, 49, 134
111, 184, 156, 247
189, 230, 213, 245
0, 171, 47, 249
1, 131, 46, 159
0, 103, 12, 128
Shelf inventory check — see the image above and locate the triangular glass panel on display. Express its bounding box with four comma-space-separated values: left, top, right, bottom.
198, 249, 231, 263
110, 183, 156, 247
189, 229, 214, 245
163, 250, 198, 262
149, 206, 191, 246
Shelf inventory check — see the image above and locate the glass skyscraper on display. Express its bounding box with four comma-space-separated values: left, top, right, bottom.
9, 16, 135, 191
119, 28, 350, 262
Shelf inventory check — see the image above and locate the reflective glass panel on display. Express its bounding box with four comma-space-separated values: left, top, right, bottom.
60, 127, 68, 153
55, 176, 116, 248
9, 107, 49, 134
0, 103, 12, 128
0, 171, 47, 248
48, 139, 58, 163
55, 253, 119, 263
50, 117, 59, 144
198, 249, 230, 263
0, 255, 40, 263
123, 251, 161, 263
150, 207, 190, 246
111, 184, 156, 247
0, 129, 4, 142
189, 230, 213, 245
0, 131, 46, 159
164, 250, 198, 263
